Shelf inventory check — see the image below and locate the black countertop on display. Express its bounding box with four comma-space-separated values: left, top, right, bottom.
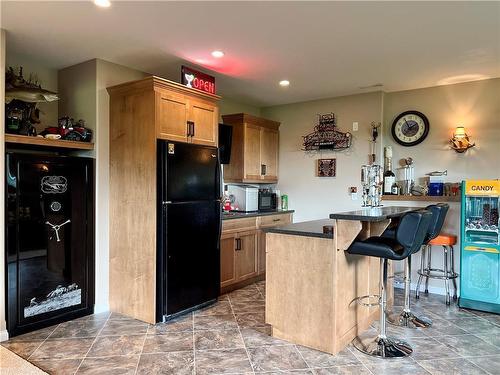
329, 206, 417, 222
264, 219, 335, 239
222, 210, 295, 220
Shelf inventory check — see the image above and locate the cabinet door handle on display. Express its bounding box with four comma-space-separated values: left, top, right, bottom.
261, 164, 267, 175
273, 219, 281, 222
235, 238, 242, 251
187, 121, 194, 137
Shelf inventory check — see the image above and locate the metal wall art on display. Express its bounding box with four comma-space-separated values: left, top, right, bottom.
302, 113, 352, 151
317, 158, 336, 177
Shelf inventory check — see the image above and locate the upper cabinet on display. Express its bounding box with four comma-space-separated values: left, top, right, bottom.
222, 113, 280, 184
109, 76, 220, 147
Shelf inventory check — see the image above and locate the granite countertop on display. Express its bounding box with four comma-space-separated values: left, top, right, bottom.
329, 206, 418, 222
222, 209, 295, 220
264, 219, 335, 239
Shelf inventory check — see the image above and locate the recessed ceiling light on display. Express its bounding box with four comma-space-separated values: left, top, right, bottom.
94, 0, 111, 8
211, 50, 225, 58
279, 80, 290, 87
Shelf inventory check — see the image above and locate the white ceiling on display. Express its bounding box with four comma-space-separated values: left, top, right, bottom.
2, 1, 499, 107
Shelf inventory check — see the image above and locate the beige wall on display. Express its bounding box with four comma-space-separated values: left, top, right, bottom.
219, 97, 261, 121
382, 78, 500, 294
383, 78, 500, 183
58, 59, 147, 313
262, 78, 500, 295
6, 50, 59, 132
94, 60, 147, 312
262, 91, 383, 222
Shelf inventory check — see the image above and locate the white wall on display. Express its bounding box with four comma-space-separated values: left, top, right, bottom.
262, 92, 383, 222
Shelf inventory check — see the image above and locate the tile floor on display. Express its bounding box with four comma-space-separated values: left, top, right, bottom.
2, 281, 500, 374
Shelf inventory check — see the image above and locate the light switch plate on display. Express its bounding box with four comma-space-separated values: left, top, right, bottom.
352, 122, 359, 131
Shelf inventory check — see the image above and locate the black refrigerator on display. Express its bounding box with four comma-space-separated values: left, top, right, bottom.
157, 140, 222, 320
6, 152, 94, 336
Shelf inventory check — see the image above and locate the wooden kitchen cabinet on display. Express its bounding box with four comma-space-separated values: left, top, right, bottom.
220, 233, 237, 288
157, 91, 190, 143
220, 212, 293, 291
107, 76, 220, 324
189, 100, 218, 146
222, 113, 280, 184
235, 230, 258, 281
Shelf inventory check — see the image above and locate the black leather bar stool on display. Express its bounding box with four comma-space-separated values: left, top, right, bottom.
387, 203, 449, 329
347, 209, 432, 358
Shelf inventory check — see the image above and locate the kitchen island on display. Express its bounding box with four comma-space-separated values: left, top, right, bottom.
264, 207, 415, 355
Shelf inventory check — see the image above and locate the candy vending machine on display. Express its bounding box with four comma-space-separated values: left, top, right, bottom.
459, 180, 500, 313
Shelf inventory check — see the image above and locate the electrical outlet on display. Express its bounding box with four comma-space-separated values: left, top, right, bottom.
352, 122, 359, 131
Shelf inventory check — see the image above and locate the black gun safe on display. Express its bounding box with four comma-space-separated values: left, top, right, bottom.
6, 152, 95, 336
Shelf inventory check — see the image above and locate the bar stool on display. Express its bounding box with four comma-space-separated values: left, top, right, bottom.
416, 233, 458, 305
347, 209, 432, 358
387, 203, 449, 328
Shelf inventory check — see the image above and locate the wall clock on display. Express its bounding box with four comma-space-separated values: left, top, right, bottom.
391, 110, 430, 146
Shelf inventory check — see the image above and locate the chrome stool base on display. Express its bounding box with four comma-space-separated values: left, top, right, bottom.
388, 310, 432, 328
352, 333, 413, 358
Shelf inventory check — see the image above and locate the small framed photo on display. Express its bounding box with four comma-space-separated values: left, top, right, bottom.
317, 158, 336, 177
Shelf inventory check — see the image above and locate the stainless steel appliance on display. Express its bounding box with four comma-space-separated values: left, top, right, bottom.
227, 185, 258, 212
258, 189, 277, 211
157, 141, 222, 320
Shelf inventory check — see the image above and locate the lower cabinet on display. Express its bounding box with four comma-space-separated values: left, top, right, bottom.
220, 230, 258, 288
220, 213, 292, 290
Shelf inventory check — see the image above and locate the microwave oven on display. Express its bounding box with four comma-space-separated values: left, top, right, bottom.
258, 190, 277, 211
227, 185, 259, 212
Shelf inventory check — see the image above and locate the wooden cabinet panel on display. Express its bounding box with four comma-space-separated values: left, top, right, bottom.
258, 213, 292, 228
257, 230, 266, 275
222, 114, 280, 184
220, 234, 237, 287
260, 127, 278, 182
157, 92, 189, 142
244, 124, 262, 180
189, 100, 218, 146
235, 230, 258, 281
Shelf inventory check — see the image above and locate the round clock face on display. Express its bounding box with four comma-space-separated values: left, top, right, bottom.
391, 111, 430, 146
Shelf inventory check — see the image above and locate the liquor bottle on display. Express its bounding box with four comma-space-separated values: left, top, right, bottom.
383, 146, 396, 195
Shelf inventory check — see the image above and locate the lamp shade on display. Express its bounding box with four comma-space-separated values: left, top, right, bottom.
454, 126, 467, 138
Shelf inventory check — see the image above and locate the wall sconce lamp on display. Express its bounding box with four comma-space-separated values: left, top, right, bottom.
450, 126, 475, 153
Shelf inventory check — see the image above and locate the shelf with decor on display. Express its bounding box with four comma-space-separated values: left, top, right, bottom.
381, 194, 460, 202
5, 134, 94, 151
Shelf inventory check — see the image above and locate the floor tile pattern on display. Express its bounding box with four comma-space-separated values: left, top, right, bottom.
2, 281, 500, 374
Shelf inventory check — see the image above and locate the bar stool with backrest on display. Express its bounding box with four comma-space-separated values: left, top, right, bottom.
386, 203, 449, 328
347, 209, 432, 358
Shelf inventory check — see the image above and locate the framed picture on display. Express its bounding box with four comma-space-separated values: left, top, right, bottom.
317, 158, 336, 177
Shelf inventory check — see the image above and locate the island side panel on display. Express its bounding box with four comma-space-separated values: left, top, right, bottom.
265, 233, 336, 354
333, 219, 375, 350
109, 90, 157, 323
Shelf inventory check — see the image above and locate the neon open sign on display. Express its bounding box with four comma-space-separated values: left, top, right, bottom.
181, 65, 216, 95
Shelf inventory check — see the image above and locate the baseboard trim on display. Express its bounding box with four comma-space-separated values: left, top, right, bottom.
94, 303, 110, 314
0, 329, 9, 342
